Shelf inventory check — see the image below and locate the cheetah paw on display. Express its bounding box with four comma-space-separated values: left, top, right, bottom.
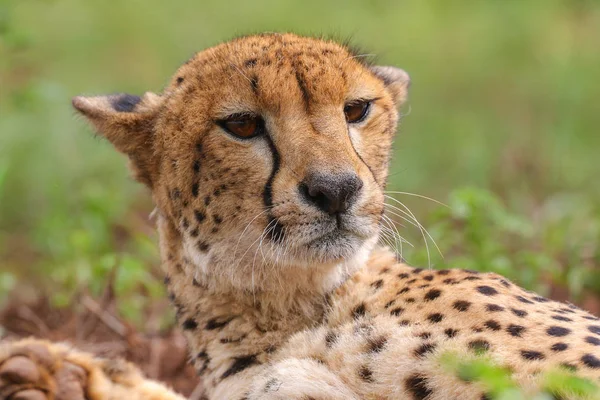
0, 339, 88, 400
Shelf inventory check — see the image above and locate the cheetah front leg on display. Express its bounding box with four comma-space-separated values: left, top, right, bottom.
241, 358, 359, 400
0, 338, 185, 400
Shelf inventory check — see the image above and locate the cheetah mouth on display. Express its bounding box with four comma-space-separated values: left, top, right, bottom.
296, 217, 377, 261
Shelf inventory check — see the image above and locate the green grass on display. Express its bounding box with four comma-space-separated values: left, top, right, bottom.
1, 0, 599, 314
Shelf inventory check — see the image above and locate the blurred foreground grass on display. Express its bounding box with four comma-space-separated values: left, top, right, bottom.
1, 0, 599, 318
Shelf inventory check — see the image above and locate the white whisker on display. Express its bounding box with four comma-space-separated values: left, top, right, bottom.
384, 191, 449, 208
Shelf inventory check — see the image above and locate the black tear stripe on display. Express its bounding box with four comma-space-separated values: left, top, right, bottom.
347, 126, 379, 186
263, 136, 285, 243
221, 354, 259, 379
111, 94, 141, 112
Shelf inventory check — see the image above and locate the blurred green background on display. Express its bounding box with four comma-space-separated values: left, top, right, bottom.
1, 0, 599, 318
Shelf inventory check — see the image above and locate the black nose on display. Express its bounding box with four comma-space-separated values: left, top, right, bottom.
299, 172, 363, 215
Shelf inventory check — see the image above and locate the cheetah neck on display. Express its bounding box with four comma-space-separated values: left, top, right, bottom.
157, 215, 371, 387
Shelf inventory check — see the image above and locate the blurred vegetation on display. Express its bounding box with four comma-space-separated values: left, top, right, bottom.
1, 0, 599, 324
440, 351, 600, 399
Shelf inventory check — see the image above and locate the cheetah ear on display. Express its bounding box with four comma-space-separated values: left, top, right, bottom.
72, 92, 163, 188
370, 66, 410, 105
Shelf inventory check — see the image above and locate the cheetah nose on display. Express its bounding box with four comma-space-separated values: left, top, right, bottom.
299, 172, 363, 215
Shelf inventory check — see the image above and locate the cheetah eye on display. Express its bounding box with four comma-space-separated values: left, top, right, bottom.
344, 100, 371, 124
218, 114, 264, 139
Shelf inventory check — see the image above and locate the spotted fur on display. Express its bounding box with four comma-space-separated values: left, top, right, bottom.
1, 33, 598, 400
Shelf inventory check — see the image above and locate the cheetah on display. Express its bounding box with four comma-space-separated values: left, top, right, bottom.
1, 33, 599, 400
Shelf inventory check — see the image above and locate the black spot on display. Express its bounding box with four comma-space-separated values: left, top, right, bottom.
325, 331, 338, 348
437, 269, 450, 275
384, 300, 395, 309
476, 286, 498, 296
551, 315, 573, 322
453, 300, 471, 312
515, 295, 534, 304
352, 303, 367, 319
424, 289, 442, 301
176, 76, 184, 84
405, 374, 432, 400
213, 215, 223, 224
250, 76, 259, 93
418, 284, 430, 289
399, 319, 411, 326
521, 350, 545, 361
194, 210, 206, 223
370, 279, 384, 290
191, 182, 199, 197
445, 328, 459, 338
265, 344, 277, 354
414, 343, 437, 358
182, 318, 198, 330
406, 298, 416, 303
463, 276, 482, 281
468, 340, 490, 353
221, 355, 259, 379
511, 308, 528, 317
583, 316, 600, 321
163, 275, 171, 285
190, 228, 199, 237
499, 279, 511, 287
170, 188, 181, 200
423, 275, 434, 281
443, 278, 456, 284
588, 325, 600, 335
546, 326, 571, 337
484, 320, 501, 331
407, 279, 417, 284
486, 304, 504, 312
560, 363, 578, 372
532, 296, 549, 303
412, 268, 424, 274
507, 324, 526, 338
358, 365, 374, 382
368, 336, 388, 353
263, 378, 280, 392
204, 195, 211, 206
551, 343, 568, 352
398, 287, 410, 294
427, 313, 444, 323
111, 94, 141, 112
390, 307, 405, 317
294, 69, 310, 107
379, 267, 390, 274
197, 350, 208, 359
197, 241, 210, 252
585, 336, 600, 346
398, 273, 410, 279
205, 318, 232, 330
581, 354, 600, 369
244, 58, 257, 68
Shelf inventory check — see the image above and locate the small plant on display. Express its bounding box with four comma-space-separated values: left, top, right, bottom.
440, 351, 600, 399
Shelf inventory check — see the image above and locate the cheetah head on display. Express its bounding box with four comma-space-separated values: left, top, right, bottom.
73, 34, 409, 293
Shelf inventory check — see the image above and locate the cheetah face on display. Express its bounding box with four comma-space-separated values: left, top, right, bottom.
73, 34, 409, 288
